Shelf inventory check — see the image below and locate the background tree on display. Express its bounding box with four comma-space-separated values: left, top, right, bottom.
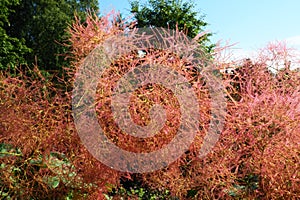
4, 0, 99, 72
130, 0, 213, 51
0, 0, 31, 69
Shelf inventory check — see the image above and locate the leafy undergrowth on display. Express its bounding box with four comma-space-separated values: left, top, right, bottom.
1, 11, 299, 199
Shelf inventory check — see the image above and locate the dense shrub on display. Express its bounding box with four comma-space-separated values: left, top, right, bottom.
0, 67, 119, 199
1, 11, 299, 199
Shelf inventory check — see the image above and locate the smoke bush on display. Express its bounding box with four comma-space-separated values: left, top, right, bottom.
1, 10, 299, 199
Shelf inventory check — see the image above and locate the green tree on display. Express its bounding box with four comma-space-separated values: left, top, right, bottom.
130, 0, 213, 51
5, 0, 99, 71
0, 0, 31, 69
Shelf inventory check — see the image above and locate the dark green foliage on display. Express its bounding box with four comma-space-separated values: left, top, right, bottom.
105, 185, 173, 199
4, 0, 99, 71
130, 0, 213, 51
0, 0, 31, 69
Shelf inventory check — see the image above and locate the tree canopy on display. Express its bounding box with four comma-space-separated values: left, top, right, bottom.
0, 0, 31, 69
3, 0, 99, 71
130, 0, 213, 51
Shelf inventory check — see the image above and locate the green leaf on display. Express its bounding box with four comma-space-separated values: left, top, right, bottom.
104, 194, 113, 200
44, 176, 60, 189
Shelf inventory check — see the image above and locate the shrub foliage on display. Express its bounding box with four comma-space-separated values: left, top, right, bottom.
0, 11, 299, 199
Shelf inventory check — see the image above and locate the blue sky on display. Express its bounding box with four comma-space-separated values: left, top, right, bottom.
99, 0, 300, 59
